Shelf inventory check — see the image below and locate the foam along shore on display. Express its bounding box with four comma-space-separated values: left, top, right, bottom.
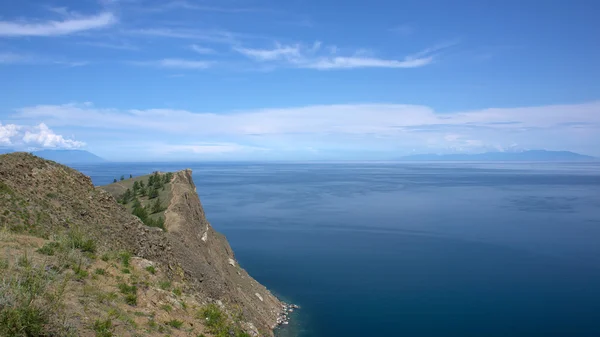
277, 303, 300, 326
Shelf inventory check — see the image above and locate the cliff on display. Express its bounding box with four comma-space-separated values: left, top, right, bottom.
0, 152, 283, 336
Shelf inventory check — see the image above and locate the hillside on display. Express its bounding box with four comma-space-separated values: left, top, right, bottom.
0, 152, 286, 336
31, 150, 106, 164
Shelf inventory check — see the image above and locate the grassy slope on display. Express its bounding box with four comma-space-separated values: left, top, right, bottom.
0, 228, 214, 336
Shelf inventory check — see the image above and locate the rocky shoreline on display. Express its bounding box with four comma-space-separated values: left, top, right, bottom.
276, 303, 300, 326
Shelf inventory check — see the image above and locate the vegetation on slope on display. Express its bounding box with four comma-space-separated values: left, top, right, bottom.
0, 227, 254, 336
104, 172, 175, 230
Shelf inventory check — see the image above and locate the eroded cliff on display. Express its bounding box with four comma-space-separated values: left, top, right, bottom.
0, 152, 283, 336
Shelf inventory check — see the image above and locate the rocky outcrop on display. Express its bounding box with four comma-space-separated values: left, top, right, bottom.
162, 169, 282, 334
0, 153, 283, 336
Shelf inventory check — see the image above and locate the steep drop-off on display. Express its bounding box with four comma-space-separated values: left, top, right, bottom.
0, 152, 283, 336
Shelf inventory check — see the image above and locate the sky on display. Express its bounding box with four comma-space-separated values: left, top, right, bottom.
0, 0, 598, 161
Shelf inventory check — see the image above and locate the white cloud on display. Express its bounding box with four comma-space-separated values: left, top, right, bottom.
157, 143, 266, 154
190, 44, 216, 54
0, 12, 116, 37
12, 101, 600, 156
129, 28, 238, 44
0, 123, 21, 145
0, 122, 84, 149
133, 58, 213, 69
233, 41, 443, 69
159, 1, 261, 13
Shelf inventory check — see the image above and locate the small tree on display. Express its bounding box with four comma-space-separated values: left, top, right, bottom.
113, 178, 117, 183
129, 174, 133, 179
151, 197, 163, 214
149, 187, 159, 199
132, 181, 140, 194
120, 175, 125, 181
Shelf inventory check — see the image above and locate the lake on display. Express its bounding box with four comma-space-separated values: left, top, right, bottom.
73, 162, 600, 337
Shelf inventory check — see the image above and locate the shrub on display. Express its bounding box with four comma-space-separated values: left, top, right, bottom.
37, 242, 61, 256
158, 280, 171, 290
118, 251, 131, 267
166, 319, 183, 329
0, 255, 70, 336
124, 294, 137, 306
65, 229, 96, 253
92, 319, 113, 337
118, 283, 137, 306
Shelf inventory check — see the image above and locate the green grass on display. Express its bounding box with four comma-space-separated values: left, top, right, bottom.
197, 304, 251, 337
118, 251, 131, 267
65, 229, 97, 253
0, 254, 72, 336
118, 283, 138, 306
94, 268, 107, 276
145, 265, 156, 274
160, 304, 172, 313
158, 280, 171, 290
92, 319, 113, 337
37, 241, 61, 256
172, 287, 182, 297
165, 319, 183, 329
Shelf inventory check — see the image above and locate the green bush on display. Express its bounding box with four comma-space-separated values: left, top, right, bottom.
166, 319, 183, 329
37, 242, 61, 256
0, 255, 71, 336
92, 319, 113, 337
158, 280, 171, 290
118, 283, 137, 306
124, 294, 137, 306
65, 229, 97, 253
119, 251, 131, 267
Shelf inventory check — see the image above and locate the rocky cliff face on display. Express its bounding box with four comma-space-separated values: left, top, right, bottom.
161, 169, 282, 335
0, 153, 283, 336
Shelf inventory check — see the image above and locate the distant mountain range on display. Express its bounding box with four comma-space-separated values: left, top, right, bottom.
399, 150, 596, 161
0, 149, 105, 164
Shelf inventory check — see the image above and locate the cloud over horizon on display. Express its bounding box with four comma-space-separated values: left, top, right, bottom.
0, 122, 85, 149
9, 101, 600, 159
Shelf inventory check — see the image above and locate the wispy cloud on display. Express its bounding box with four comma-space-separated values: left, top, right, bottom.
79, 41, 139, 51
132, 58, 213, 69
190, 44, 216, 54
0, 122, 84, 149
158, 1, 264, 13
233, 41, 443, 69
12, 101, 600, 155
0, 52, 88, 67
157, 143, 267, 155
0, 12, 117, 37
129, 28, 238, 44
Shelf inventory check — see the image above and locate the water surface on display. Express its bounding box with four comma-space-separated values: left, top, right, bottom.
75, 162, 600, 337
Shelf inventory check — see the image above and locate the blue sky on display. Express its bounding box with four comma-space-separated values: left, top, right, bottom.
0, 0, 598, 161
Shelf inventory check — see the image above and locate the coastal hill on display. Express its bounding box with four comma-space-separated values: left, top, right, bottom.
0, 149, 105, 164
0, 152, 285, 336
399, 150, 596, 161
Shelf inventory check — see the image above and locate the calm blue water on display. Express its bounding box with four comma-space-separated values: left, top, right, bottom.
74, 162, 600, 337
